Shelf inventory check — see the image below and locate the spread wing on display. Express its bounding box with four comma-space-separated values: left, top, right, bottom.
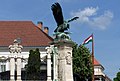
51, 2, 64, 26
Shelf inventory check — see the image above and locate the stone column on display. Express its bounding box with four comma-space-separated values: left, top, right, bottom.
17, 53, 22, 81
100, 77, 102, 81
54, 41, 73, 81
51, 45, 58, 81
10, 53, 15, 81
6, 60, 10, 71
9, 39, 23, 81
46, 47, 52, 81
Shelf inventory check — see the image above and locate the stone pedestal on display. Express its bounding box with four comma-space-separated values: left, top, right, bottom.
10, 54, 15, 80
54, 41, 73, 81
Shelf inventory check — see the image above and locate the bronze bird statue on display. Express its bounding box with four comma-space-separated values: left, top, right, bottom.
51, 2, 79, 33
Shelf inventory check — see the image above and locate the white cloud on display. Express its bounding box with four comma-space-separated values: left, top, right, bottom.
71, 7, 98, 23
71, 7, 114, 30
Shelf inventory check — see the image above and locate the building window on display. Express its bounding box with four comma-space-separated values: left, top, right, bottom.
1, 65, 6, 72
0, 60, 6, 72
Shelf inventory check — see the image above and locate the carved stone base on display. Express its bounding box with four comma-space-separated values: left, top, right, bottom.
47, 80, 52, 81
16, 79, 22, 81
54, 40, 74, 81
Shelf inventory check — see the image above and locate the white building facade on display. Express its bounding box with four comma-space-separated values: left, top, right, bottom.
94, 58, 111, 81
0, 48, 48, 73
0, 21, 52, 80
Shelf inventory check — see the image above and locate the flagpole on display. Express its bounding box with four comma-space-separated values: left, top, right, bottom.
92, 34, 94, 81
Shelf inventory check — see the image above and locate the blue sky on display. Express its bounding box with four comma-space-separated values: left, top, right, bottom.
0, 0, 120, 80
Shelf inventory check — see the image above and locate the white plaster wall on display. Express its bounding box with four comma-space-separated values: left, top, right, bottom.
94, 66, 105, 76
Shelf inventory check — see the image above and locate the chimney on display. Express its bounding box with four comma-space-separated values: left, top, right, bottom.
44, 27, 49, 34
37, 21, 43, 29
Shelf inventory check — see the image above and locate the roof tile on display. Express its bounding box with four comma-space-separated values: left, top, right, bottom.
94, 58, 101, 65
0, 21, 53, 46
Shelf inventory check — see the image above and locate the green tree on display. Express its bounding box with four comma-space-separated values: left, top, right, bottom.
25, 48, 41, 80
73, 44, 93, 81
114, 71, 120, 81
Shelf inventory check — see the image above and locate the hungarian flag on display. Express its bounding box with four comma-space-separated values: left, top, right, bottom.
83, 34, 93, 45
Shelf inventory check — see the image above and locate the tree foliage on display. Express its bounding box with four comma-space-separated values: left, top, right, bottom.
73, 43, 93, 81
114, 71, 120, 81
25, 48, 41, 80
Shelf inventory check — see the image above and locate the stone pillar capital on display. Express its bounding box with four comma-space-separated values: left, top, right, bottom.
8, 39, 23, 54
46, 46, 52, 54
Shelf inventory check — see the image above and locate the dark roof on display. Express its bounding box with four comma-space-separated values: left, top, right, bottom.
0, 21, 53, 47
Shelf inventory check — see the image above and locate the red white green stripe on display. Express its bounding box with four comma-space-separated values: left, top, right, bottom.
83, 35, 93, 45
